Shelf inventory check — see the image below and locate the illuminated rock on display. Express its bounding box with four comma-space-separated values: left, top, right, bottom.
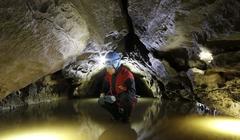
0, 0, 127, 99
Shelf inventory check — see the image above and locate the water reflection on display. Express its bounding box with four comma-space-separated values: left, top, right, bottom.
138, 116, 240, 140
0, 98, 239, 140
99, 123, 137, 140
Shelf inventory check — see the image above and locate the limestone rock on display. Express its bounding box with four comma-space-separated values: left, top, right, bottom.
194, 72, 225, 89
0, 71, 72, 110
0, 0, 90, 99
195, 78, 240, 117
0, 0, 128, 99
213, 51, 240, 71
128, 0, 179, 50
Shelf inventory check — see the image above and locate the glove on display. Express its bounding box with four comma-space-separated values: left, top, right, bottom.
104, 95, 116, 103
100, 93, 105, 98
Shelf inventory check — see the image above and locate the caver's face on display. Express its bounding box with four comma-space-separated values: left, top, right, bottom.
106, 66, 116, 75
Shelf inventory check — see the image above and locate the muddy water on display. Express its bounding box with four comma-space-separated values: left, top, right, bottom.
0, 98, 239, 140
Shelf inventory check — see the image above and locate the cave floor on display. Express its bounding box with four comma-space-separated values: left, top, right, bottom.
0, 98, 240, 140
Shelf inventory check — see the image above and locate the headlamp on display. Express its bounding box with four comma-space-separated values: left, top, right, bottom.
105, 58, 121, 69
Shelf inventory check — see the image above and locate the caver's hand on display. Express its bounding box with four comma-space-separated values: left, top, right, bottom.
118, 85, 127, 91
100, 93, 105, 98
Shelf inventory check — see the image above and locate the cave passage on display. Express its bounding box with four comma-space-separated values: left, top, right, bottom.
86, 69, 155, 98
1, 0, 240, 139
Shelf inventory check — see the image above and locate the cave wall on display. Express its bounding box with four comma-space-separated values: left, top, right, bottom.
0, 71, 73, 110
0, 0, 89, 99
128, 0, 179, 50
127, 0, 240, 116
0, 0, 128, 100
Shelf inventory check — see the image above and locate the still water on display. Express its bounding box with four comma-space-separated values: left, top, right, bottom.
0, 98, 239, 140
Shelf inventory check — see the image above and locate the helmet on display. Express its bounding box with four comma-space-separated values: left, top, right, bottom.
105, 51, 122, 69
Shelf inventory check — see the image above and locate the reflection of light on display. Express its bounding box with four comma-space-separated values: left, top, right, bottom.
1, 125, 88, 140
4, 132, 61, 140
186, 117, 240, 137
1, 127, 75, 140
209, 119, 240, 136
199, 47, 213, 63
